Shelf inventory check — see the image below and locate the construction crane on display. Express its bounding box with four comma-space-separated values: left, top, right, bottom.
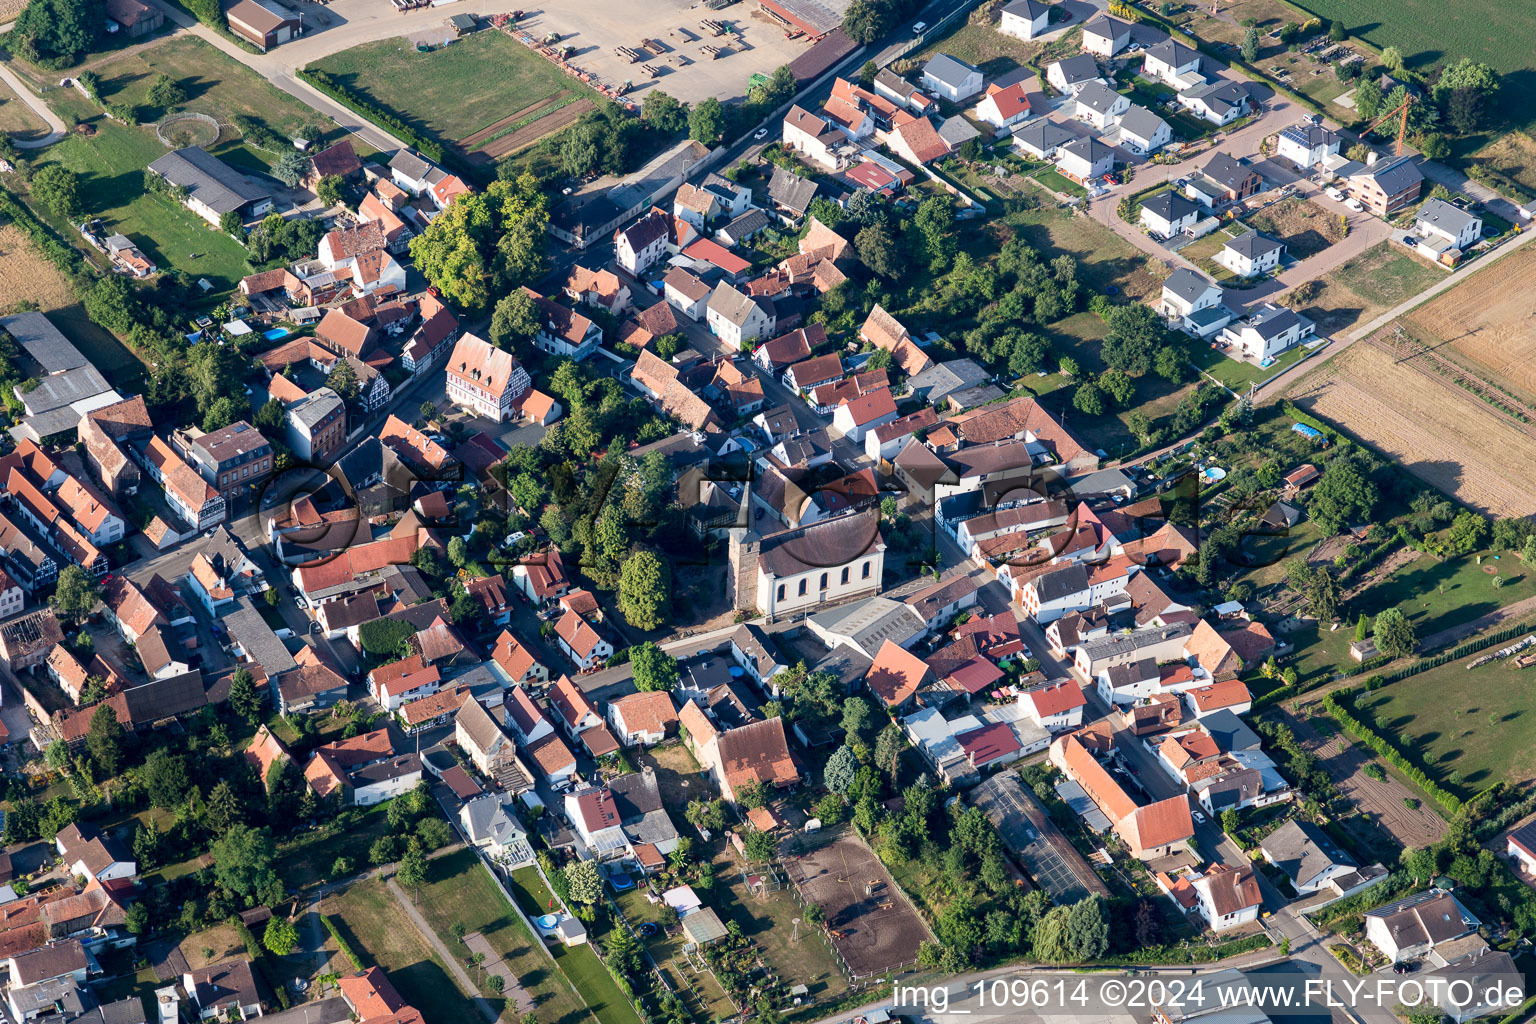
1360, 93, 1414, 156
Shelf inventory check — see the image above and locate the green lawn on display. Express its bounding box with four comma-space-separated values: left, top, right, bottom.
273, 804, 394, 891
1324, 242, 1445, 309
505, 867, 642, 1024
309, 31, 587, 150
1029, 166, 1089, 198
1351, 644, 1536, 798
413, 851, 596, 1024
1192, 341, 1312, 389
327, 880, 487, 1024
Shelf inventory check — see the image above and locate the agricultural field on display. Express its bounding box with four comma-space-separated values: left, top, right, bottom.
0, 79, 48, 141
1287, 341, 1536, 516
1288, 241, 1443, 333
310, 31, 595, 162
1282, 0, 1533, 79
1351, 647, 1536, 799
0, 0, 22, 22
325, 879, 486, 1024
1245, 196, 1348, 261
1404, 244, 1536, 405
0, 226, 78, 312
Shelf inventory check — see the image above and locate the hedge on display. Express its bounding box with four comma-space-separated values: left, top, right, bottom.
0, 193, 87, 276
358, 618, 415, 657
321, 914, 369, 971
296, 68, 449, 168
1321, 692, 1462, 814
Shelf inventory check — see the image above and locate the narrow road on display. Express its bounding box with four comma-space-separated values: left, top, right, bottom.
386, 876, 503, 1023
0, 60, 67, 149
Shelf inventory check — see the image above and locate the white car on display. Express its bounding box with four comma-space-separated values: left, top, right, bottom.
1323, 186, 1344, 201
912, 20, 926, 33
1345, 198, 1365, 212
1192, 809, 1207, 825
753, 128, 768, 141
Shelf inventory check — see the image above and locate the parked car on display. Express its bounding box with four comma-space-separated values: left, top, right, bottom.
1323, 186, 1344, 201
1192, 809, 1207, 824
753, 127, 769, 140
911, 20, 926, 32
1345, 198, 1365, 212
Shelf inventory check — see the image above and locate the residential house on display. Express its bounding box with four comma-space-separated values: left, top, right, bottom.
183, 960, 262, 1020
528, 289, 601, 361
1080, 14, 1131, 56
1177, 80, 1251, 125
181, 421, 272, 501
1073, 622, 1194, 680
663, 269, 712, 321
998, 0, 1049, 40
1142, 39, 1202, 87
782, 105, 849, 170
1044, 55, 1104, 96
859, 304, 930, 376
511, 548, 569, 606
682, 707, 798, 805
608, 691, 678, 747
1345, 155, 1423, 216
141, 436, 225, 531
754, 326, 820, 374
831, 389, 898, 444
55, 823, 136, 883
455, 695, 533, 791
1216, 230, 1284, 278
564, 265, 632, 316
147, 146, 272, 226
766, 166, 818, 225
866, 639, 931, 711
1506, 821, 1536, 878
460, 795, 533, 865
566, 786, 627, 859
1140, 190, 1201, 238
1050, 733, 1193, 858
554, 609, 613, 671
922, 54, 984, 102
614, 207, 672, 276
368, 655, 441, 712
872, 69, 936, 115
1074, 81, 1129, 129
1190, 863, 1262, 932
1365, 890, 1478, 964
1260, 820, 1364, 894
1056, 136, 1114, 184
865, 406, 938, 461
1196, 153, 1262, 203
1159, 268, 1230, 338
1217, 303, 1315, 361
1117, 105, 1171, 155
1414, 199, 1483, 253
886, 117, 951, 167
445, 333, 531, 423
1276, 120, 1341, 169
706, 282, 776, 349
673, 183, 720, 230
1020, 681, 1086, 732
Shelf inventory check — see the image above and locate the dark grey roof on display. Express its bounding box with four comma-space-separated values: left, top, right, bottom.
224, 596, 296, 676
1050, 54, 1102, 86
731, 623, 785, 678
909, 358, 990, 401
1118, 104, 1167, 141
1200, 708, 1260, 751
18, 365, 113, 414
811, 642, 873, 690
389, 150, 434, 182
1262, 819, 1355, 887
1075, 81, 1125, 115
722, 208, 770, 239
0, 312, 87, 374
350, 753, 422, 786
1001, 0, 1048, 17
922, 53, 981, 90
1031, 562, 1089, 602
121, 669, 208, 727
1059, 135, 1113, 163
1012, 119, 1076, 153
937, 116, 981, 148
1183, 80, 1250, 116
1225, 229, 1284, 260
1082, 13, 1130, 42
767, 166, 817, 215
1237, 303, 1301, 339
1279, 121, 1339, 150
1202, 152, 1254, 189
289, 386, 344, 430
148, 147, 270, 215
1416, 198, 1478, 235
1145, 38, 1198, 66
808, 596, 925, 653
1163, 268, 1218, 303
1076, 622, 1193, 662
1142, 190, 1200, 224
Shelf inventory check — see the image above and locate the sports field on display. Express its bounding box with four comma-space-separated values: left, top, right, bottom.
310, 31, 594, 160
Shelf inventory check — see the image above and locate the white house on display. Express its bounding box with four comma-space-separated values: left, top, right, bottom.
1276, 120, 1341, 169
1178, 81, 1250, 125
1080, 14, 1131, 56
607, 691, 677, 747
831, 389, 898, 444
706, 282, 775, 350
350, 754, 423, 806
998, 0, 1049, 39
1159, 268, 1230, 337
1415, 199, 1483, 252
782, 105, 847, 170
921, 54, 984, 102
1073, 81, 1129, 129
530, 291, 602, 360
615, 208, 671, 275
663, 268, 711, 321
1140, 190, 1201, 238
1190, 864, 1263, 932
460, 794, 534, 864
1142, 39, 1202, 88
1217, 303, 1315, 361
1260, 820, 1363, 894
1020, 681, 1086, 732
503, 686, 556, 746
566, 786, 629, 859
1364, 891, 1478, 963
55, 823, 136, 883
1012, 119, 1076, 160
555, 609, 613, 671
1021, 560, 1135, 623
1117, 105, 1171, 155
1507, 822, 1536, 878
1215, 230, 1284, 278
1055, 136, 1114, 184
672, 183, 720, 231
1045, 54, 1103, 95
975, 81, 1032, 131
729, 623, 789, 694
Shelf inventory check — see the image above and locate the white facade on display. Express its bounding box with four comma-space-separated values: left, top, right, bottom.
352, 762, 424, 806
831, 401, 897, 444
998, 1, 1048, 40
1056, 140, 1114, 183
1081, 16, 1130, 56
757, 548, 884, 622
1192, 870, 1262, 932
921, 58, 984, 103
664, 279, 709, 321
1118, 109, 1172, 155
1216, 237, 1283, 278
1143, 49, 1201, 87
1416, 199, 1483, 250
1141, 201, 1197, 238
1074, 85, 1129, 129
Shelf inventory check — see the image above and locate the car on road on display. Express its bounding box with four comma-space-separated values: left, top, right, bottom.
911, 20, 926, 32
753, 128, 769, 140
1192, 809, 1207, 824
1345, 198, 1364, 212
1323, 186, 1344, 201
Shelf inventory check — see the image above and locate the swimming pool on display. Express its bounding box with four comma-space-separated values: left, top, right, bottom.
264, 327, 290, 341
536, 914, 560, 928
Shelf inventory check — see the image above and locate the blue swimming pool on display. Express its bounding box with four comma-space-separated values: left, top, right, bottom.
264, 327, 290, 341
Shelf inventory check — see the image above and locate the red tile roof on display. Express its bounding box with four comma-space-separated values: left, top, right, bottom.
866, 640, 930, 707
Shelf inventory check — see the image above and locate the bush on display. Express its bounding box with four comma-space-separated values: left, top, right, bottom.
358, 618, 415, 657
321, 914, 368, 970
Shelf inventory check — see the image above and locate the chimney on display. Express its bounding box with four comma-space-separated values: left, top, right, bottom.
1365, 150, 1378, 166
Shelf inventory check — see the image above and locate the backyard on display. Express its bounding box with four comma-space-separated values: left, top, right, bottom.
308, 31, 594, 161
1349, 644, 1536, 798
1191, 338, 1314, 390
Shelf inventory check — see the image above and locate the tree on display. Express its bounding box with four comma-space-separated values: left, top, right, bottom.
631, 642, 679, 693
1306, 570, 1338, 623
1373, 606, 1417, 659
207, 780, 243, 832
211, 825, 280, 901
857, 59, 879, 88
560, 123, 603, 178
618, 550, 670, 630
1309, 454, 1379, 535
145, 73, 186, 110
396, 846, 428, 898
1354, 75, 1383, 120
1064, 896, 1109, 961
1380, 46, 1405, 73
686, 799, 725, 833
409, 173, 548, 312
824, 745, 858, 795
1402, 845, 1437, 884
1355, 613, 1369, 641
264, 917, 300, 956
312, 173, 346, 205
202, 395, 242, 432
142, 750, 190, 809
1220, 808, 1240, 834
1101, 303, 1164, 376
489, 289, 541, 358
86, 705, 124, 776
743, 828, 777, 862
854, 223, 904, 279
50, 566, 100, 624
1328, 19, 1346, 41
1100, 369, 1135, 407
689, 97, 726, 145
45, 740, 70, 773
12, 0, 102, 68
640, 90, 688, 133
255, 398, 286, 434
229, 668, 262, 725
841, 696, 872, 742
325, 357, 360, 402
1059, 355, 1080, 378
914, 195, 956, 269
1073, 381, 1106, 416
1241, 26, 1260, 62
1418, 133, 1450, 160
565, 859, 603, 904
842, 0, 894, 44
